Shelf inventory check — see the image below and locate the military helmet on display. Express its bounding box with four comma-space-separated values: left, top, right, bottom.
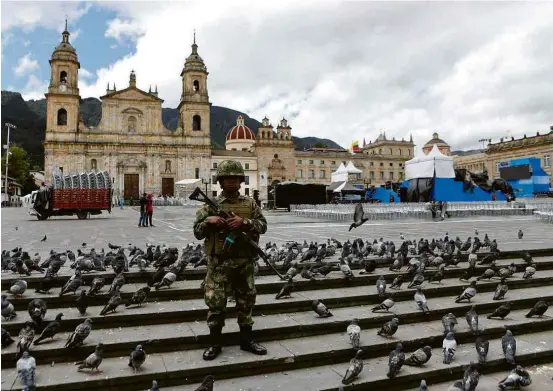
216, 160, 245, 182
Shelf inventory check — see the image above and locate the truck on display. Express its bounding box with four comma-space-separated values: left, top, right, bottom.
29, 170, 112, 220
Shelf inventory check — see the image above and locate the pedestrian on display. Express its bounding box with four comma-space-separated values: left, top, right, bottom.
146, 193, 154, 227
439, 200, 450, 220
119, 196, 124, 209
430, 200, 437, 219
139, 192, 147, 227
193, 160, 268, 361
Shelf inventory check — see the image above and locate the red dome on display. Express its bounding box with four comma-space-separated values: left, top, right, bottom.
226, 116, 255, 141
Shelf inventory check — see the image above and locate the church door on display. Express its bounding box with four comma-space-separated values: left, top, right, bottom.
162, 178, 174, 197
124, 174, 139, 199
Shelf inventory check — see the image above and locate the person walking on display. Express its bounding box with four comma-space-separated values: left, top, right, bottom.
193, 160, 268, 361
139, 192, 147, 227
146, 193, 154, 227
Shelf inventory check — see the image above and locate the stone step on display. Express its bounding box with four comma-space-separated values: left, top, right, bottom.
3, 316, 551, 391
6, 256, 553, 310
4, 270, 553, 336
2, 282, 551, 369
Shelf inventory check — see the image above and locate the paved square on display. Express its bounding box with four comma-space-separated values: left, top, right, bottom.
1, 206, 552, 257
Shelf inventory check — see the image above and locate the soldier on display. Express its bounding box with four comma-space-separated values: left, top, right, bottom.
193, 160, 268, 360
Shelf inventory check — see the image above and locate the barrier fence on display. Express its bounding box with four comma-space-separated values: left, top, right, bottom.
290, 199, 553, 223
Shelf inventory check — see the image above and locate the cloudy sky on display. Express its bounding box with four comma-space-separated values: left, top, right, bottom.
2, 1, 552, 152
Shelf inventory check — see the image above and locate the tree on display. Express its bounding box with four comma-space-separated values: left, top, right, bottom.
1, 145, 38, 195
313, 142, 328, 148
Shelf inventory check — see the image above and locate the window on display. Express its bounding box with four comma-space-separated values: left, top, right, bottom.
297, 169, 303, 178
380, 162, 384, 167
91, 159, 97, 171
389, 163, 393, 167
213, 162, 218, 169
398, 149, 402, 155
319, 170, 325, 179
212, 191, 217, 197
380, 172, 384, 179
245, 163, 250, 170
212, 175, 217, 184
192, 115, 201, 131
399, 172, 404, 180
244, 176, 250, 185
59, 71, 67, 83
165, 160, 171, 173
544, 154, 551, 168
389, 172, 394, 180
379, 149, 382, 154
389, 148, 393, 155
57, 108, 67, 125
495, 162, 500, 173
193, 80, 200, 92
195, 168, 200, 179
59, 167, 63, 173
128, 115, 137, 133
370, 171, 375, 179
370, 162, 374, 166
320, 160, 324, 165
331, 161, 336, 165
309, 160, 314, 164
408, 149, 412, 156
245, 188, 250, 196
297, 160, 302, 164
308, 170, 314, 179
399, 163, 403, 167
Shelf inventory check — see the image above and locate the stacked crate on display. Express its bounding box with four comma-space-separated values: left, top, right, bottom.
50, 170, 112, 209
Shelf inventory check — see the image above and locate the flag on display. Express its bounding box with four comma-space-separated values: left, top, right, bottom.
350, 140, 360, 153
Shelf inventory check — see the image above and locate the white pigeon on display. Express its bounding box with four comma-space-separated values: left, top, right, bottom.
347, 319, 361, 349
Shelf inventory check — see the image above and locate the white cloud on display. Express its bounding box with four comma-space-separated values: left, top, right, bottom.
104, 18, 145, 43
2, 31, 14, 48
13, 53, 39, 77
110, 44, 117, 49
70, 28, 81, 42
23, 40, 31, 47
1, 2, 91, 32
21, 74, 48, 101
80, 68, 94, 79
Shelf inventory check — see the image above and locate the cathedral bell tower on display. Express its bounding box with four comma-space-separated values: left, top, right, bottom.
177, 31, 211, 145
45, 19, 81, 134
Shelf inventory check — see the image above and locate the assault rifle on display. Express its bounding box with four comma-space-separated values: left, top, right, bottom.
189, 187, 285, 279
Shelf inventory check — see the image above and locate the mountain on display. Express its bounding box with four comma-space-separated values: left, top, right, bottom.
1, 91, 344, 169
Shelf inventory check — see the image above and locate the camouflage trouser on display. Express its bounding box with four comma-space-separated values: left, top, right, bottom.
204, 255, 256, 328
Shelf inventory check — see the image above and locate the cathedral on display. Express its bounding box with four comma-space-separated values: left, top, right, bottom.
44, 24, 415, 202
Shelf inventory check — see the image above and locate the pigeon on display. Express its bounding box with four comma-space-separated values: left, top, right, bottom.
442, 313, 458, 334
494, 278, 508, 300
1, 294, 16, 320
16, 321, 35, 359
447, 381, 464, 391
339, 258, 354, 281
488, 302, 512, 319
33, 313, 64, 345
76, 290, 89, 316
27, 299, 47, 327
525, 300, 549, 318
502, 329, 517, 365
65, 318, 93, 348
150, 380, 160, 391
155, 269, 177, 290
408, 272, 425, 289
498, 365, 532, 389
195, 375, 215, 391
312, 299, 333, 317
475, 336, 489, 364
129, 344, 146, 373
347, 319, 361, 349
349, 203, 368, 231
41, 235, 47, 241
390, 274, 403, 289
16, 351, 36, 391
442, 332, 457, 364
9, 279, 28, 296
419, 380, 428, 391
59, 272, 82, 296
75, 342, 104, 372
371, 294, 395, 312
455, 280, 477, 303
462, 361, 480, 391
414, 287, 430, 314
522, 264, 536, 279
377, 317, 399, 338
465, 305, 479, 334
126, 287, 151, 307
376, 275, 386, 297
342, 349, 364, 384
404, 346, 432, 366
387, 342, 405, 379
2, 327, 15, 348
518, 229, 523, 239
87, 277, 105, 296
100, 290, 122, 316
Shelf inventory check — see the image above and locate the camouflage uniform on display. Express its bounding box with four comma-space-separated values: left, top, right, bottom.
192, 160, 268, 360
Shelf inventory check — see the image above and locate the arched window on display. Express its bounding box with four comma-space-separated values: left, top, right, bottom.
398, 149, 402, 155
389, 148, 393, 155
193, 80, 200, 92
60, 71, 67, 83
165, 160, 171, 173
378, 148, 382, 154
128, 116, 137, 133
57, 108, 67, 125
91, 159, 97, 171
408, 149, 412, 156
192, 115, 201, 131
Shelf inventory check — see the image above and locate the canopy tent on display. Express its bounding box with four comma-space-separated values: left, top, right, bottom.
345, 161, 363, 174
331, 161, 363, 182
405, 144, 455, 180
175, 179, 201, 186
330, 181, 365, 193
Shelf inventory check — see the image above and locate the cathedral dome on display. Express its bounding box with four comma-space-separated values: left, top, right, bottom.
226, 116, 255, 141
51, 23, 79, 63
423, 132, 450, 155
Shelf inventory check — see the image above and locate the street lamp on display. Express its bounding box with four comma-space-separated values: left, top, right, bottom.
4, 123, 16, 199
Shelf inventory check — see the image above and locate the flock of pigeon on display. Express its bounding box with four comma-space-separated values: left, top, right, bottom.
0, 222, 550, 390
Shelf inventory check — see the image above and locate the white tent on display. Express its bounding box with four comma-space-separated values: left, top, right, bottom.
175, 179, 201, 185
345, 161, 363, 174
331, 161, 362, 182
405, 144, 455, 180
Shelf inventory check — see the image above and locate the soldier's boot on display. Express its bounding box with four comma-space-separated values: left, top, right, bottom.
202, 326, 223, 361
239, 325, 267, 355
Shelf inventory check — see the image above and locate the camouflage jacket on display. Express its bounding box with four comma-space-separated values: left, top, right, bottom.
193, 193, 267, 257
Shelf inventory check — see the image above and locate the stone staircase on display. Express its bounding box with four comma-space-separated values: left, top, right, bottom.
2, 248, 553, 391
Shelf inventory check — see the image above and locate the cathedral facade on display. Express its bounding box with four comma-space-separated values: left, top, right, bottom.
44, 25, 415, 201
